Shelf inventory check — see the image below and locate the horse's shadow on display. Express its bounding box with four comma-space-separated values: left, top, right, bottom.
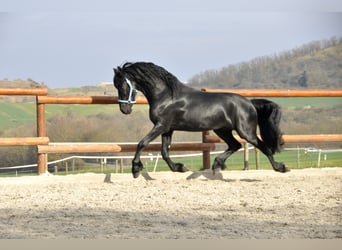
104, 172, 261, 183
185, 170, 234, 182
185, 171, 261, 182
104, 173, 156, 182
140, 171, 230, 182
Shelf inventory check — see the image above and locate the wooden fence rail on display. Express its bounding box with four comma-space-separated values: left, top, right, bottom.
201, 88, 342, 97
37, 95, 148, 104
0, 87, 48, 96
0, 137, 49, 146
1, 87, 342, 174
38, 144, 122, 154
203, 134, 342, 143
38, 143, 215, 154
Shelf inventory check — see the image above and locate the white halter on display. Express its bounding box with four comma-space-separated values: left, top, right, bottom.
118, 78, 137, 104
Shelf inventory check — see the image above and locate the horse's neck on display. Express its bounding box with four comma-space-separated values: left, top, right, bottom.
141, 86, 172, 104
134, 73, 195, 103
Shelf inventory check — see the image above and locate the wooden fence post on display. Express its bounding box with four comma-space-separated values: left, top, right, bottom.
36, 98, 47, 174
255, 148, 260, 170
297, 146, 300, 168
202, 131, 211, 169
243, 142, 249, 170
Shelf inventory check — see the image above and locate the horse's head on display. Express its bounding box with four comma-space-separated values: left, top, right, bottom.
113, 67, 137, 115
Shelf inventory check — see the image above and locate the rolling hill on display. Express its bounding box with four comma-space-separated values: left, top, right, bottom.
189, 37, 342, 89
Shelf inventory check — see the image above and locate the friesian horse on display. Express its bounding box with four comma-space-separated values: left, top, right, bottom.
113, 62, 289, 178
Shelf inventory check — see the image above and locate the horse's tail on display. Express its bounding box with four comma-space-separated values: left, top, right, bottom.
251, 99, 284, 154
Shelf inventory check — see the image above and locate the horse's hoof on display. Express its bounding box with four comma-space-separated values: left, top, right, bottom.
132, 170, 141, 179
280, 163, 290, 173
132, 161, 144, 178
283, 166, 290, 172
275, 163, 290, 173
211, 159, 226, 172
175, 163, 188, 172
211, 165, 226, 173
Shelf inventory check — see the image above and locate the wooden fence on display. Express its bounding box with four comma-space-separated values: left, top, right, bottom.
1, 86, 341, 174
201, 88, 342, 97
0, 87, 49, 148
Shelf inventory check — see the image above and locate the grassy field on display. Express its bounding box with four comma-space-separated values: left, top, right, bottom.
0, 102, 149, 130
0, 103, 37, 129
269, 97, 342, 107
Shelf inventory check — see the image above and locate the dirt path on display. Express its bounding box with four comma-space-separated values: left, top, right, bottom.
0, 168, 341, 239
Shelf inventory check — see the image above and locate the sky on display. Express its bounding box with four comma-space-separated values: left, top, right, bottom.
1, 1, 342, 88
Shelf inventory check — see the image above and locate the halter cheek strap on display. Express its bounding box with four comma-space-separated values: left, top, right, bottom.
118, 78, 137, 104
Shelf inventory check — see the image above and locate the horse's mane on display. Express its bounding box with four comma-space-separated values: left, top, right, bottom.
121, 62, 181, 97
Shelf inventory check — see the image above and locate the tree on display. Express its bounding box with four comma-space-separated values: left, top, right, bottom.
298, 71, 308, 87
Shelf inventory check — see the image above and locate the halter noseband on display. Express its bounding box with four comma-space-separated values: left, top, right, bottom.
118, 78, 137, 104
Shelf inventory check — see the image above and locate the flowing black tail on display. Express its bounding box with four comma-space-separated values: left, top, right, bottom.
251, 99, 284, 154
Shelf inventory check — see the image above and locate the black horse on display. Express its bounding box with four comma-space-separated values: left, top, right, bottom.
113, 62, 289, 178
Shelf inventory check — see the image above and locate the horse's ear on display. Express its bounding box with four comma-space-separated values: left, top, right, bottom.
113, 66, 122, 75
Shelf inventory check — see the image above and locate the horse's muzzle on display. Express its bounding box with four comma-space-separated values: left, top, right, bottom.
119, 103, 133, 115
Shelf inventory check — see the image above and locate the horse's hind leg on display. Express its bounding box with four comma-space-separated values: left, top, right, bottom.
212, 128, 242, 171
254, 138, 289, 172
161, 131, 188, 172
238, 130, 289, 173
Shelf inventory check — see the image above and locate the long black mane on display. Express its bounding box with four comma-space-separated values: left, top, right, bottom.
121, 62, 181, 98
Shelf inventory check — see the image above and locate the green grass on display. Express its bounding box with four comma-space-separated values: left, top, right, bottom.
1, 149, 340, 177
269, 97, 342, 108
45, 104, 121, 117
0, 103, 36, 129
0, 102, 150, 130
39, 149, 342, 176
152, 149, 342, 171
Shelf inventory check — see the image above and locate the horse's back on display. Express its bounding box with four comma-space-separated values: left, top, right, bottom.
189, 90, 255, 112
171, 90, 257, 131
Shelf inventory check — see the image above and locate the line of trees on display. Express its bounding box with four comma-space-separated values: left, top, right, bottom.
189, 37, 342, 89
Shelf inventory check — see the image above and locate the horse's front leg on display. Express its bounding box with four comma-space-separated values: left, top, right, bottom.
132, 124, 164, 178
161, 131, 188, 173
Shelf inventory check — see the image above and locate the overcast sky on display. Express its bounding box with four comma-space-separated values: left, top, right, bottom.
1, 1, 342, 88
